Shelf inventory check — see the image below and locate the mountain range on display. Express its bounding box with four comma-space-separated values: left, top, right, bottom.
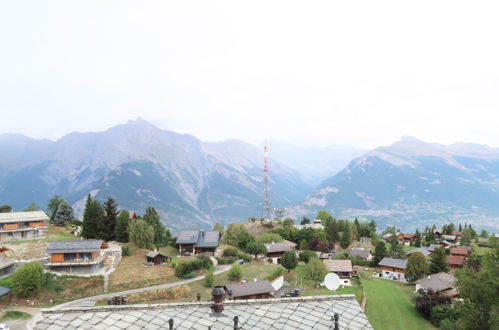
1, 121, 499, 232
293, 136, 499, 232
0, 119, 312, 231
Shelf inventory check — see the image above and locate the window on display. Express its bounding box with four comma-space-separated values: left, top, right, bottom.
0, 224, 3, 230
80, 253, 92, 260
64, 253, 76, 261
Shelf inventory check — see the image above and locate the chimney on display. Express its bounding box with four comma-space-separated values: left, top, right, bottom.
233, 316, 239, 330
211, 286, 225, 313
334, 313, 339, 330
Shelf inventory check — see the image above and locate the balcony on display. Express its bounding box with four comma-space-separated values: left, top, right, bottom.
47, 254, 105, 267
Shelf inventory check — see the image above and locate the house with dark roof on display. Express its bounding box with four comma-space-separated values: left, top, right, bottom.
446, 255, 467, 269
415, 272, 458, 298
378, 257, 408, 281
175, 230, 220, 256
323, 260, 354, 286
348, 248, 372, 261
440, 235, 458, 244
46, 240, 108, 274
265, 242, 294, 264
405, 247, 432, 257
34, 294, 373, 330
224, 280, 276, 300
0, 211, 49, 242
145, 250, 170, 265
397, 233, 416, 246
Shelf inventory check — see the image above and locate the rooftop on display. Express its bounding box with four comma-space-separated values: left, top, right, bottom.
35, 295, 373, 330
176, 230, 220, 248
265, 242, 292, 253
348, 248, 371, 259
46, 240, 105, 254
0, 211, 49, 224
378, 257, 408, 270
225, 280, 275, 298
405, 247, 432, 257
145, 251, 169, 258
446, 255, 466, 266
323, 259, 353, 273
416, 272, 456, 295
450, 247, 471, 256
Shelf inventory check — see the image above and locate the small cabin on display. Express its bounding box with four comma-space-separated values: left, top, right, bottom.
145, 251, 170, 265
378, 257, 408, 281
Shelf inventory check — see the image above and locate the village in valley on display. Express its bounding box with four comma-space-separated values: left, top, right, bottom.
0, 201, 496, 330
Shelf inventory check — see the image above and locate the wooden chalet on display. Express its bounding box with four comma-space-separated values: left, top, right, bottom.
446, 255, 467, 269
46, 240, 108, 274
145, 250, 170, 265
415, 272, 458, 298
0, 211, 48, 242
397, 233, 416, 246
176, 230, 220, 256
348, 248, 372, 261
265, 242, 294, 264
450, 247, 471, 257
323, 260, 354, 286
378, 257, 408, 281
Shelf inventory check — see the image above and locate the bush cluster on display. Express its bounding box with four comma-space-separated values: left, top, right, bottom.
121, 245, 131, 256
174, 255, 213, 277
264, 267, 284, 281
222, 248, 252, 262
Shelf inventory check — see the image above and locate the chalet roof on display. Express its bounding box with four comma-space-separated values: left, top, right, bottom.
0, 211, 49, 224
176, 230, 220, 248
405, 248, 432, 257
428, 244, 441, 252
283, 240, 297, 248
416, 272, 456, 293
323, 259, 353, 273
452, 231, 462, 236
348, 248, 371, 259
35, 295, 373, 330
400, 234, 415, 239
450, 247, 470, 256
265, 242, 292, 253
145, 251, 169, 258
446, 255, 466, 266
441, 235, 457, 241
46, 240, 104, 254
378, 257, 408, 270
225, 280, 275, 298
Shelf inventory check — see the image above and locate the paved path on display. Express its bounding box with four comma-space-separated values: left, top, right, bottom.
48, 264, 231, 310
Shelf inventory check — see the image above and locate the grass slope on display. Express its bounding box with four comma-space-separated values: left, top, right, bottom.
361, 272, 434, 330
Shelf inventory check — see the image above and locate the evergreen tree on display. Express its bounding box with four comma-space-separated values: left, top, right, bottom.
405, 252, 429, 282
143, 206, 170, 247
281, 250, 298, 272
81, 196, 105, 239
46, 195, 63, 220
340, 221, 351, 249
429, 248, 449, 274
414, 229, 422, 247
324, 218, 339, 246
368, 220, 377, 236
53, 200, 74, 226
300, 217, 310, 225
389, 236, 404, 258
458, 223, 462, 232
460, 228, 473, 246
373, 241, 387, 265
103, 197, 119, 241
114, 210, 130, 243
354, 218, 361, 240
299, 239, 308, 251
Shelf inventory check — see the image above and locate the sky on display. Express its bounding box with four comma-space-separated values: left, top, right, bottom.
0, 1, 498, 148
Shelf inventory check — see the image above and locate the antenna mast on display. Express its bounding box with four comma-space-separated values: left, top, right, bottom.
262, 140, 271, 220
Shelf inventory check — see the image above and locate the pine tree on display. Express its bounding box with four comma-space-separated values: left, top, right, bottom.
53, 200, 74, 226
114, 210, 130, 243
414, 229, 422, 247
458, 223, 462, 232
373, 241, 387, 265
103, 197, 119, 241
429, 248, 449, 274
389, 236, 404, 258
354, 218, 361, 240
82, 196, 105, 239
143, 206, 170, 247
340, 221, 351, 249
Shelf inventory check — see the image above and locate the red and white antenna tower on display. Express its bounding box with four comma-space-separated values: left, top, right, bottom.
262, 140, 271, 219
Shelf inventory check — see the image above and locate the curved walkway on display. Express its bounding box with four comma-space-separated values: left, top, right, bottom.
48, 264, 231, 310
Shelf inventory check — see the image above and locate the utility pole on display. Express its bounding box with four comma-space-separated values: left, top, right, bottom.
262, 141, 271, 220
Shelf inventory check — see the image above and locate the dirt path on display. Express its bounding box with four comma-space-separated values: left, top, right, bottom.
47, 264, 231, 310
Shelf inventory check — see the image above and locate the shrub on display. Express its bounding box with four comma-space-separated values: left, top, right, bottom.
281, 250, 298, 272
44, 273, 65, 293
304, 258, 328, 287
204, 270, 214, 287
227, 263, 242, 281
223, 247, 239, 257
180, 272, 198, 279
264, 267, 283, 281
12, 263, 45, 297
196, 255, 213, 269
175, 257, 211, 278
71, 219, 83, 226
299, 250, 318, 263
121, 245, 131, 256
431, 304, 458, 327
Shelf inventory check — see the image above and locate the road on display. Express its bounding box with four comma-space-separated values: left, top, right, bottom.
48, 264, 231, 310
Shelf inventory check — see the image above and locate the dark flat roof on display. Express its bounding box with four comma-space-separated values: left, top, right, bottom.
225, 281, 275, 298
378, 257, 408, 269
46, 240, 104, 254
176, 230, 220, 248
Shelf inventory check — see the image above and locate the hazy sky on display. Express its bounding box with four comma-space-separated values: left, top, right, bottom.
1, 1, 498, 148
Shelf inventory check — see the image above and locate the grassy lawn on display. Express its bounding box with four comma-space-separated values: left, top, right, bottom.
286, 263, 361, 301
1, 310, 32, 321
360, 272, 435, 330
117, 262, 280, 304
384, 242, 414, 253
472, 245, 491, 256
6, 224, 77, 245
108, 243, 178, 292
1, 274, 103, 307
